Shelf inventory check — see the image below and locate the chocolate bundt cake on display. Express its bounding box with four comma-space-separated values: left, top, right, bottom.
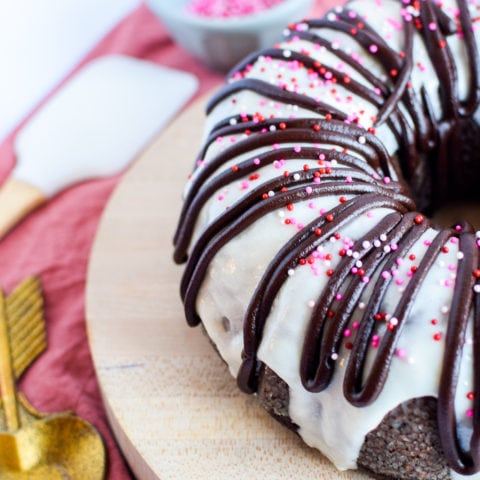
173, 0, 480, 478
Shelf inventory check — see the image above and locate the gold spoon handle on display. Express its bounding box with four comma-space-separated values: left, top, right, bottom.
0, 289, 19, 431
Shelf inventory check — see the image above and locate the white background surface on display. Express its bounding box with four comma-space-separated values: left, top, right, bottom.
0, 0, 141, 143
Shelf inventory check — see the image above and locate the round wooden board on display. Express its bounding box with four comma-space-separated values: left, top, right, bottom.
85, 94, 375, 480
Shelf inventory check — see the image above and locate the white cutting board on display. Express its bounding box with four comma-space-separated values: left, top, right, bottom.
0, 55, 198, 238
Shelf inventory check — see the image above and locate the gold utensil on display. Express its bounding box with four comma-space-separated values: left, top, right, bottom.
0, 277, 106, 479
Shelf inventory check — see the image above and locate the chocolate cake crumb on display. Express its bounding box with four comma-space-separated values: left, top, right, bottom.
257, 365, 298, 431
358, 397, 450, 480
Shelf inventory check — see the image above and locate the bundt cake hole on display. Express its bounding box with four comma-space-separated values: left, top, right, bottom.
432, 201, 480, 231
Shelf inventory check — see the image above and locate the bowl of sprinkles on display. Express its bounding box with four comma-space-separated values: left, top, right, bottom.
146, 0, 314, 71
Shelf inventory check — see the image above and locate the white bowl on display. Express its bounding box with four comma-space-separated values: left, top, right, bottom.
146, 0, 314, 72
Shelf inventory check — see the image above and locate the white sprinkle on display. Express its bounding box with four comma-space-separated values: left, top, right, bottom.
283, 50, 292, 58
380, 234, 387, 242
293, 173, 301, 181
358, 302, 366, 310
269, 125, 277, 132
308, 300, 315, 308
229, 118, 238, 125
390, 317, 399, 326
441, 306, 450, 314
278, 211, 285, 218
355, 260, 363, 268
268, 190, 275, 197
474, 285, 480, 293
457, 252, 465, 260
383, 245, 391, 253
358, 135, 366, 144
362, 240, 371, 249
288, 268, 295, 276
374, 240, 381, 248
327, 12, 337, 21
331, 353, 339, 361
352, 251, 360, 259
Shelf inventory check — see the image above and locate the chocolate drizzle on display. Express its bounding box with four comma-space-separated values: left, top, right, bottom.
174, 0, 480, 474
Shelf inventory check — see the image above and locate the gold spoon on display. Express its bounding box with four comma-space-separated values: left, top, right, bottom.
0, 277, 106, 479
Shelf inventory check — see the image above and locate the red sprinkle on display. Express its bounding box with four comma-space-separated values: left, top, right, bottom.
414, 214, 424, 225
433, 333, 443, 341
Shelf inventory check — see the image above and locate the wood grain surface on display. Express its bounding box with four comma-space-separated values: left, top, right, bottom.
85, 94, 377, 480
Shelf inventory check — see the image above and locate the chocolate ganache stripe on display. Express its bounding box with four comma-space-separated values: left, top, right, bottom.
174, 148, 405, 264
182, 183, 410, 327
344, 226, 453, 406
181, 125, 389, 202
206, 78, 348, 120
307, 9, 432, 174
341, 213, 428, 400
174, 119, 403, 253
292, 9, 428, 174
232, 48, 384, 108
438, 228, 479, 475
299, 211, 413, 393
237, 193, 410, 394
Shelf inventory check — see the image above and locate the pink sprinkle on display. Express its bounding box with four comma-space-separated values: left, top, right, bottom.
424, 239, 432, 246
466, 409, 474, 418
308, 201, 316, 209
396, 278, 404, 286
346, 176, 353, 184
444, 279, 453, 287
344, 329, 352, 338
187, 0, 285, 18
428, 22, 437, 30
294, 145, 302, 153
396, 348, 407, 359
369, 44, 378, 53
383, 176, 391, 184
240, 181, 249, 190
381, 271, 391, 279
352, 322, 360, 329
253, 157, 261, 165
